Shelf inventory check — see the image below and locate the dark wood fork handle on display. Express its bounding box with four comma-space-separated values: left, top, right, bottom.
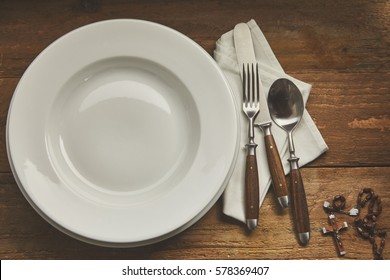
245, 154, 259, 229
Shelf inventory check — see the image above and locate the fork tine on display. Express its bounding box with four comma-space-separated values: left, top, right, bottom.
247, 63, 252, 106
243, 63, 260, 108
255, 63, 260, 104
247, 64, 250, 105
245, 64, 251, 106
251, 63, 255, 106
242, 64, 247, 105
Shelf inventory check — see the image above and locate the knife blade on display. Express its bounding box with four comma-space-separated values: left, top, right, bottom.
234, 23, 289, 209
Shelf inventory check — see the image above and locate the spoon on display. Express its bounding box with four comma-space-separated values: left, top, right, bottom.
268, 78, 310, 245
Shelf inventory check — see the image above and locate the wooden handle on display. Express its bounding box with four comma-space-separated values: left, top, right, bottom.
245, 154, 259, 222
290, 167, 310, 242
264, 134, 288, 203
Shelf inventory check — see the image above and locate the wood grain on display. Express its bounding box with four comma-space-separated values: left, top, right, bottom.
0, 0, 389, 260
0, 168, 389, 259
264, 134, 288, 199
245, 154, 259, 221
290, 167, 310, 243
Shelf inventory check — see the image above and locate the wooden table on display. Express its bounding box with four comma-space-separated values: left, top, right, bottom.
0, 0, 389, 260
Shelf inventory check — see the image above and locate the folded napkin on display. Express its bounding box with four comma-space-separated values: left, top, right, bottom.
214, 19, 328, 223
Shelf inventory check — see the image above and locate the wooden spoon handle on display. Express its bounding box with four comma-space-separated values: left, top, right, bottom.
290, 161, 310, 244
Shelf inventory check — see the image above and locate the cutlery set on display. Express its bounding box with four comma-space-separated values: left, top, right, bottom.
234, 23, 310, 244
7, 19, 329, 248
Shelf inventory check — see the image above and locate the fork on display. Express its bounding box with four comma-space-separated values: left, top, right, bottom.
242, 63, 260, 230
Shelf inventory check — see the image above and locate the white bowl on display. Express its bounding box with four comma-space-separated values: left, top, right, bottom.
7, 19, 239, 247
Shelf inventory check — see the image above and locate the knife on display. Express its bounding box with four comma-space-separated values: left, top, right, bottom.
234, 23, 289, 209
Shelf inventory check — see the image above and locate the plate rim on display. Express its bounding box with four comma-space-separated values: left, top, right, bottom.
6, 19, 240, 247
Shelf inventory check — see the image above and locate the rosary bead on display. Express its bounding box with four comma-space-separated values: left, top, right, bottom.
325, 188, 386, 259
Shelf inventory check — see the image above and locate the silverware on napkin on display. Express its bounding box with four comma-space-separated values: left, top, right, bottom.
234, 23, 260, 229
234, 23, 288, 221
268, 78, 310, 244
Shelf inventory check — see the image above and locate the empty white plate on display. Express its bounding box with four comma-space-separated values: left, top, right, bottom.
6, 19, 239, 247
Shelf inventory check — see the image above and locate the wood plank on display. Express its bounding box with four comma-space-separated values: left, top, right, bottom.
0, 0, 389, 77
1, 0, 389, 261
1, 73, 389, 173
0, 167, 388, 259
0, 78, 17, 173
298, 72, 390, 167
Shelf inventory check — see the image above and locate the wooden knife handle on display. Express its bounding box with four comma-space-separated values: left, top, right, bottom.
264, 134, 288, 205
290, 165, 310, 243
245, 154, 259, 227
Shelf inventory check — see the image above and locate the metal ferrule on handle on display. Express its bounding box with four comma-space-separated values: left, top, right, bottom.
246, 142, 257, 156
258, 122, 272, 136
287, 131, 299, 169
288, 155, 300, 170
246, 119, 257, 156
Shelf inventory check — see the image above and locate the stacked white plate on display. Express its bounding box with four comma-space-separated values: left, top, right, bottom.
6, 19, 239, 247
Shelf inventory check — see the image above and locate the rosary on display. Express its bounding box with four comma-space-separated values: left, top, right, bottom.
322, 188, 386, 259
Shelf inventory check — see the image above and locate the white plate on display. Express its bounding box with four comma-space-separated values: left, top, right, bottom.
7, 19, 239, 247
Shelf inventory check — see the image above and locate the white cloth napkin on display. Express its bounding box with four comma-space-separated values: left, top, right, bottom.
214, 19, 328, 223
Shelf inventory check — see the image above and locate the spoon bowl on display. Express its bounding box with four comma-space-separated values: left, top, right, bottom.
268, 78, 304, 132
